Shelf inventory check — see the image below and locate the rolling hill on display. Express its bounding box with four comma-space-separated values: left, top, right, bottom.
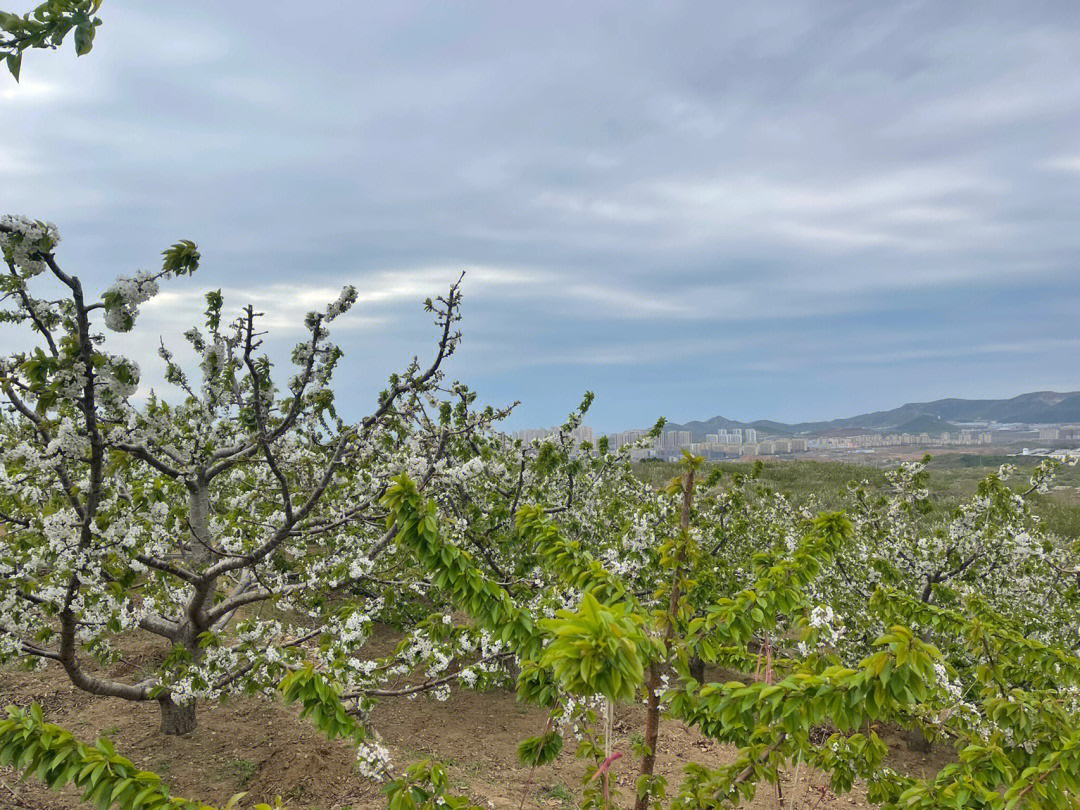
663, 391, 1080, 441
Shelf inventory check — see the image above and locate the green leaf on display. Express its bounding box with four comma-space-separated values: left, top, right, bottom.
7, 51, 22, 82
74, 24, 94, 56
516, 732, 563, 767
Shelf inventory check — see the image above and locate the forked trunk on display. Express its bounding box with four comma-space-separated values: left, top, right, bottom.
158, 696, 197, 735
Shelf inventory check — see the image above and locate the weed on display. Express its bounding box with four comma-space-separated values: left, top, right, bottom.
217, 758, 259, 789
543, 783, 574, 807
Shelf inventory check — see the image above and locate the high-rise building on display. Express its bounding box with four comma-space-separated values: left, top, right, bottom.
744, 428, 757, 443
570, 425, 594, 444
512, 428, 550, 442
658, 430, 682, 450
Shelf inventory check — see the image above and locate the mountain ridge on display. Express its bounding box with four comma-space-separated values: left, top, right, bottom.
662, 391, 1080, 441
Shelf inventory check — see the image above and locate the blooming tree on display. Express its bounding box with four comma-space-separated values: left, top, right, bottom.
374, 452, 1080, 810
0, 215, 508, 736
811, 461, 1078, 651
4, 245, 1080, 807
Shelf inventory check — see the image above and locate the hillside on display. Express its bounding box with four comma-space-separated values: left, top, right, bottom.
891, 414, 960, 435
664, 390, 1079, 440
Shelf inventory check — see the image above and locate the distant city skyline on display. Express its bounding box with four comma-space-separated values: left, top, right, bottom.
4, 3, 1080, 430
509, 420, 1009, 463
508, 416, 1080, 466
510, 390, 1080, 437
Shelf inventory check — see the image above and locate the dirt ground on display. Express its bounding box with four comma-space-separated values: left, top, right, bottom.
0, 631, 951, 810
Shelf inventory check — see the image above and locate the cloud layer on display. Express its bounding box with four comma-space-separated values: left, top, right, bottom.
3, 2, 1079, 429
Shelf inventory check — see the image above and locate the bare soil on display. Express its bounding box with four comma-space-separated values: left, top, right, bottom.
0, 630, 951, 810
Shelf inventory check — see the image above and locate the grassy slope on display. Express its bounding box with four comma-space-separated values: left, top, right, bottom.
635, 454, 1080, 539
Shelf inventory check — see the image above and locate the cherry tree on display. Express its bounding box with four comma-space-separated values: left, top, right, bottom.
0, 214, 506, 735
811, 458, 1079, 652
372, 454, 1080, 810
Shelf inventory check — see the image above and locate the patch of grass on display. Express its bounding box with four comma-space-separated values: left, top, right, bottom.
435, 756, 482, 778
635, 459, 890, 508
217, 758, 259, 789
99, 725, 120, 738
284, 783, 305, 801
543, 783, 574, 807
1032, 494, 1080, 538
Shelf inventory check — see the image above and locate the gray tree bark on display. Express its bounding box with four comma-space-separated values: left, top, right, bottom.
158, 696, 197, 735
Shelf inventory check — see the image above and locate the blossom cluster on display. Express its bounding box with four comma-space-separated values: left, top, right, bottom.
103, 270, 162, 332
0, 214, 59, 276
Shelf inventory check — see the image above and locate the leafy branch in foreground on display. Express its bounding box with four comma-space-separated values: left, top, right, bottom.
0, 703, 279, 810
382, 449, 1080, 810
0, 665, 386, 810
0, 0, 102, 80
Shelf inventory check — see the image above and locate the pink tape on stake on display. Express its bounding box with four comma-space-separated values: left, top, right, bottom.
590, 750, 624, 805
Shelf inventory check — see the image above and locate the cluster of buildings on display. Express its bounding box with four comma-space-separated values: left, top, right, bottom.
1018, 426, 1080, 459
608, 428, 802, 461
511, 426, 778, 460
509, 421, 1080, 463
606, 429, 659, 451
510, 425, 594, 445
1038, 426, 1080, 441
631, 427, 999, 461
809, 430, 993, 450
705, 428, 757, 444
509, 424, 991, 461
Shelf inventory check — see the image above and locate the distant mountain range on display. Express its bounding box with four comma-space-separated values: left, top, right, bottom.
664, 391, 1080, 441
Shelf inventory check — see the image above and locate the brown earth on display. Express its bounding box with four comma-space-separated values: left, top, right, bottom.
0, 630, 951, 810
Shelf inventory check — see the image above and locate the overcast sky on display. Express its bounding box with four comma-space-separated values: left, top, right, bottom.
3, 1, 1080, 430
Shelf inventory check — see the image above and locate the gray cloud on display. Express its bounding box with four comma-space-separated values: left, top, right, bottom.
2, 1, 1079, 430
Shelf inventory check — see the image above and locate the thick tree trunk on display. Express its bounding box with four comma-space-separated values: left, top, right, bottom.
158, 696, 197, 735
187, 482, 213, 568
904, 727, 932, 753
689, 655, 706, 684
